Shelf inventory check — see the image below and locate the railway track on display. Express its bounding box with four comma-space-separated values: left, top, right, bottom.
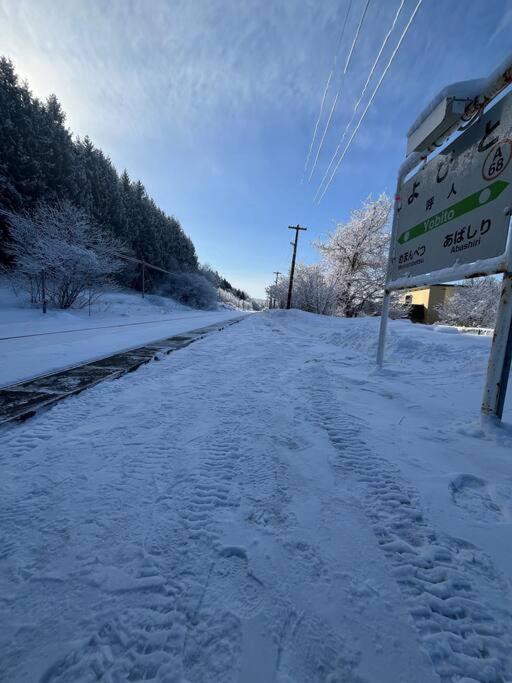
0, 317, 243, 426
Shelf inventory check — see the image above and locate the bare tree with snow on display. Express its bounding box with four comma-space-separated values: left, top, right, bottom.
436, 277, 501, 328
3, 201, 128, 309
316, 194, 392, 317
266, 277, 288, 310
267, 263, 337, 314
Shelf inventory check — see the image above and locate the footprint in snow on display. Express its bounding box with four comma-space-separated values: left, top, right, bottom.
450, 474, 502, 522
207, 546, 265, 619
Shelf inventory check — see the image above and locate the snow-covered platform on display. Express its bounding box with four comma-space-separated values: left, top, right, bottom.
1, 311, 511, 682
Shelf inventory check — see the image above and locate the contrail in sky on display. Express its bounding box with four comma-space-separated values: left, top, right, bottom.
343, 0, 372, 77
307, 0, 371, 182
317, 0, 424, 203
302, 70, 333, 180
314, 0, 406, 201
302, 0, 353, 182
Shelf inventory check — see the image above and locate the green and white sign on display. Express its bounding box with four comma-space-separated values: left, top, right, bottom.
391, 90, 512, 281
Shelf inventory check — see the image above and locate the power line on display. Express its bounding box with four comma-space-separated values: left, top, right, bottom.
111, 251, 172, 275
314, 0, 406, 201
108, 251, 172, 298
307, 0, 371, 181
302, 0, 353, 181
317, 0, 424, 203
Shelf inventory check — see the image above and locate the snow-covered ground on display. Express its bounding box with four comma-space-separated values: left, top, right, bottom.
0, 287, 244, 386
1, 311, 512, 682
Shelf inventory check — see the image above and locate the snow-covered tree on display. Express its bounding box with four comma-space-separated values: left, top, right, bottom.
217, 287, 257, 311
0, 57, 199, 285
316, 194, 392, 317
436, 277, 501, 328
3, 201, 128, 308
266, 276, 287, 309
266, 263, 337, 314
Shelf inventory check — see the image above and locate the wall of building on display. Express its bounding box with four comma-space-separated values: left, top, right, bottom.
399, 285, 460, 324
401, 288, 430, 308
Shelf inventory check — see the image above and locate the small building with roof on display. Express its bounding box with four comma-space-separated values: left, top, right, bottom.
398, 284, 464, 324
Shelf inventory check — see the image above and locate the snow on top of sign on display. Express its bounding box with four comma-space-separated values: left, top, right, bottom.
407, 53, 512, 138
406, 79, 485, 137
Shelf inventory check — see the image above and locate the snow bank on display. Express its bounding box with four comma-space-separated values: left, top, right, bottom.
0, 281, 189, 326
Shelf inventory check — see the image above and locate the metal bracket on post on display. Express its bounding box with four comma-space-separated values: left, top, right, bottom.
481, 271, 512, 421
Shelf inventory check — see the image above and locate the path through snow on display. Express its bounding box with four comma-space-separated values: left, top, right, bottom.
1, 311, 512, 682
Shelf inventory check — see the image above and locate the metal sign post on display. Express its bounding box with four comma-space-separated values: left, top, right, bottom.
482, 272, 512, 420
378, 55, 512, 421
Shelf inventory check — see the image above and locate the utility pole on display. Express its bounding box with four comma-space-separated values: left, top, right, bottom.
286, 225, 307, 310
141, 260, 145, 298
41, 269, 47, 314
272, 271, 281, 309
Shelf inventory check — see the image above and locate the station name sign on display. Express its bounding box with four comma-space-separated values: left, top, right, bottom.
391, 91, 512, 281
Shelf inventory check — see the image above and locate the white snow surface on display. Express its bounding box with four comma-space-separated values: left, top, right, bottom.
1, 310, 512, 682
0, 287, 243, 386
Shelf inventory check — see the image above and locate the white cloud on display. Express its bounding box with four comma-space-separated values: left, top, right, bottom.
0, 0, 349, 142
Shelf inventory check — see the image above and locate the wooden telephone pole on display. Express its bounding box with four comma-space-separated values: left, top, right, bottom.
272, 271, 281, 309
286, 225, 307, 310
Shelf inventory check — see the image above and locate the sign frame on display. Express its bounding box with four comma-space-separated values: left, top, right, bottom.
377, 56, 512, 422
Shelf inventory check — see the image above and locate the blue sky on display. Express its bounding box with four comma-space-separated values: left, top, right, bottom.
1, 0, 511, 297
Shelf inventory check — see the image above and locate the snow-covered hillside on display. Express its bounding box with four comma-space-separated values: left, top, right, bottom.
1, 311, 511, 682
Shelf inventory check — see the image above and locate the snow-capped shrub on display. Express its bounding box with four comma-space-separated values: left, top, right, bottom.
217, 287, 260, 310
2, 201, 128, 309
159, 272, 218, 310
266, 264, 337, 314
436, 277, 501, 328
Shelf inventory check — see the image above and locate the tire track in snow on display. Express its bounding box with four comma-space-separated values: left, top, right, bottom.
36, 420, 251, 681
306, 363, 512, 682
1, 330, 270, 682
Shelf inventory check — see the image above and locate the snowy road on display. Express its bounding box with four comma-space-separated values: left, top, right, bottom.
0, 310, 244, 387
1, 311, 512, 682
